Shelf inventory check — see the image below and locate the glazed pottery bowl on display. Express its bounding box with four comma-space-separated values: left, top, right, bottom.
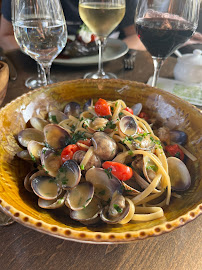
0, 79, 201, 243
0, 61, 9, 105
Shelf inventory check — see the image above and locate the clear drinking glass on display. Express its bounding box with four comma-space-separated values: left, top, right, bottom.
79, 0, 126, 79
12, 0, 68, 87
135, 0, 200, 87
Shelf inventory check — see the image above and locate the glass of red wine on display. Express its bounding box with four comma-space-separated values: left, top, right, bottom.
135, 0, 200, 87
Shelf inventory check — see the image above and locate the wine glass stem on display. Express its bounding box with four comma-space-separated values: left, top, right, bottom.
39, 64, 51, 86
152, 57, 164, 87
97, 37, 106, 76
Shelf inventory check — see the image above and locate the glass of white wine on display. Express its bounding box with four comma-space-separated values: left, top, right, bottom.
12, 0, 68, 87
79, 0, 125, 79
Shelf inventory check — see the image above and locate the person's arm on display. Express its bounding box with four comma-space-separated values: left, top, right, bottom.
122, 25, 146, 51
0, 15, 19, 50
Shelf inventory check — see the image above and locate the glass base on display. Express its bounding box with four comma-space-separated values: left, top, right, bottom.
25, 76, 57, 90
84, 71, 117, 79
0, 210, 14, 226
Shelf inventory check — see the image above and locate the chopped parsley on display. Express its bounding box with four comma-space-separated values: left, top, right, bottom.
104, 168, 112, 179
135, 136, 143, 142
128, 150, 134, 156
80, 164, 85, 170
105, 120, 116, 130
98, 190, 106, 196
65, 131, 87, 146
119, 112, 124, 117
146, 165, 158, 172
30, 153, 36, 162
113, 204, 123, 213
49, 115, 58, 124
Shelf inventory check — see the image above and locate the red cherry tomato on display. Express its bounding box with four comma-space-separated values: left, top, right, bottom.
76, 139, 92, 151
165, 144, 184, 161
124, 107, 133, 114
61, 144, 79, 163
138, 112, 149, 121
102, 161, 133, 181
95, 98, 112, 117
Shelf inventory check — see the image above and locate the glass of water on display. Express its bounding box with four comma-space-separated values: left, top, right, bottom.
12, 0, 68, 87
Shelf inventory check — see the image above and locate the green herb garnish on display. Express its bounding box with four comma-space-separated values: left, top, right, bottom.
113, 204, 123, 213
104, 168, 112, 179
80, 164, 85, 170
49, 115, 58, 124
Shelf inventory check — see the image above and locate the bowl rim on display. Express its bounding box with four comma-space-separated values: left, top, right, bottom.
0, 78, 201, 244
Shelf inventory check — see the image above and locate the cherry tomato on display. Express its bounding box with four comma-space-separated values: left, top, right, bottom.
76, 139, 92, 151
61, 144, 79, 163
165, 144, 184, 161
124, 107, 133, 114
95, 98, 112, 117
138, 112, 149, 121
102, 161, 133, 181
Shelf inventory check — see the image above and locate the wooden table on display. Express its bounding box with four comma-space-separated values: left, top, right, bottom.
0, 50, 201, 270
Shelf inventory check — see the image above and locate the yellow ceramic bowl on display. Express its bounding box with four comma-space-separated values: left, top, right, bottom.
0, 79, 201, 243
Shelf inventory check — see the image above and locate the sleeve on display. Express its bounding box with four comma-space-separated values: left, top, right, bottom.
1, 0, 12, 22
118, 0, 138, 37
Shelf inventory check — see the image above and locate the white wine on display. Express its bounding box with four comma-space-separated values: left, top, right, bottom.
79, 2, 125, 37
14, 19, 67, 64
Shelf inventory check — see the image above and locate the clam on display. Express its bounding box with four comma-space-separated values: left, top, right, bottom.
24, 169, 38, 192
83, 98, 93, 111
38, 191, 67, 209
131, 103, 142, 116
48, 110, 67, 124
56, 160, 81, 189
66, 182, 94, 210
31, 175, 61, 200
41, 148, 62, 177
27, 140, 44, 161
18, 128, 44, 147
92, 132, 118, 160
119, 116, 137, 136
170, 130, 187, 145
73, 150, 101, 171
133, 135, 155, 151
29, 117, 49, 131
167, 157, 191, 191
17, 150, 32, 161
64, 102, 80, 118
44, 124, 70, 150
85, 167, 123, 201
70, 196, 101, 225
100, 191, 131, 224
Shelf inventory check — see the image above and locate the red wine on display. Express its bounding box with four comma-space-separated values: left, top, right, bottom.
136, 18, 194, 58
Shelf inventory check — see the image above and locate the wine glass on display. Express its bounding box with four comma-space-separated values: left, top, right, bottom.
79, 0, 125, 79
135, 0, 200, 87
12, 0, 68, 86
25, 64, 56, 89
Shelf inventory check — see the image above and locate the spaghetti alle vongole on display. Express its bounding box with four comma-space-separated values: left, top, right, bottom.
17, 98, 193, 225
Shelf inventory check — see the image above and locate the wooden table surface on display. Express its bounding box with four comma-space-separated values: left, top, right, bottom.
0, 50, 201, 270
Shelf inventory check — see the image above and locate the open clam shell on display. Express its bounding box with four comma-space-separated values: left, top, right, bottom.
66, 182, 94, 211
29, 117, 49, 131
27, 140, 44, 161
167, 157, 191, 191
56, 160, 81, 189
38, 191, 67, 209
100, 192, 130, 224
31, 175, 61, 200
85, 167, 123, 201
119, 116, 137, 137
41, 148, 62, 177
44, 124, 70, 150
48, 110, 67, 124
18, 128, 44, 147
70, 196, 101, 225
64, 102, 80, 118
